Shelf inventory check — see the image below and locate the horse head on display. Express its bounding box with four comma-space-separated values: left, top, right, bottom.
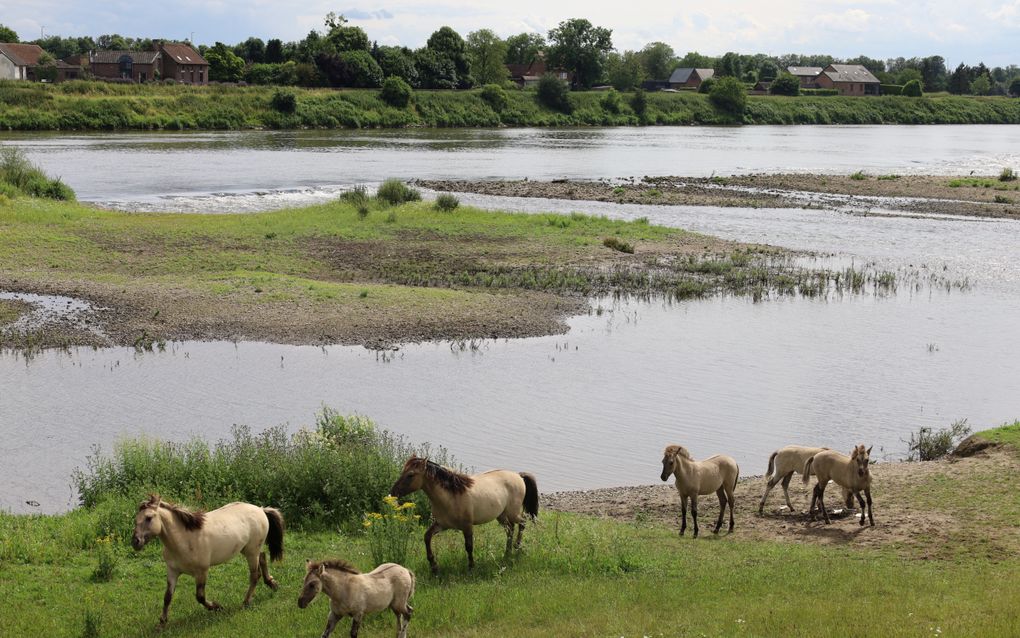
850, 444, 873, 478
660, 445, 688, 481
389, 456, 427, 497
132, 494, 163, 550
297, 560, 325, 609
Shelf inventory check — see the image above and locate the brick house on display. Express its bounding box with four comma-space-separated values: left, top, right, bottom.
786, 66, 823, 88
159, 42, 208, 85
0, 43, 44, 80
506, 59, 570, 88
89, 50, 162, 82
668, 67, 714, 89
813, 64, 880, 96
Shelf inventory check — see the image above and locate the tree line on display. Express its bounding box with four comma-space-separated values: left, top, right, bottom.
3, 18, 1019, 97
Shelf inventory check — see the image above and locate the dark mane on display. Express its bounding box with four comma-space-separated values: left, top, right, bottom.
140, 494, 205, 531
424, 459, 474, 494
310, 559, 361, 574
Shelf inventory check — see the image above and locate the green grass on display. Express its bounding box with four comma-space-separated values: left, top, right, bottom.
0, 298, 26, 326
975, 420, 1020, 448
947, 177, 1020, 190
2, 80, 1020, 131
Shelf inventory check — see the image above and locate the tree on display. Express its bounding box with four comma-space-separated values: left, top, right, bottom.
235, 37, 265, 63
1010, 77, 1020, 97
948, 63, 971, 94
465, 29, 508, 85
414, 47, 458, 89
376, 46, 419, 87
896, 68, 923, 86
265, 39, 285, 63
758, 60, 780, 82
546, 18, 613, 89
323, 13, 369, 53
677, 51, 715, 69
630, 88, 647, 119
716, 51, 742, 78
605, 51, 644, 91
919, 56, 947, 92
845, 55, 885, 75
709, 76, 747, 116
970, 75, 991, 96
504, 32, 545, 65
427, 26, 472, 87
380, 76, 413, 107
206, 42, 245, 82
769, 72, 800, 96
0, 24, 19, 43
536, 73, 572, 112
639, 42, 675, 80
902, 79, 923, 97
316, 50, 383, 87
96, 34, 128, 50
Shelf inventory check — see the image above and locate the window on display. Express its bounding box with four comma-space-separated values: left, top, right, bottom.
140, 72, 146, 82
118, 55, 133, 79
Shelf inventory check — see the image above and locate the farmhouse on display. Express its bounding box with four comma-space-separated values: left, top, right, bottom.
786, 66, 823, 88
89, 50, 161, 83
668, 67, 714, 90
813, 64, 880, 96
159, 42, 208, 85
0, 43, 44, 81
506, 59, 570, 88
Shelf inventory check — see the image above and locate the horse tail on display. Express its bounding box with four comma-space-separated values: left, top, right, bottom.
520, 472, 539, 520
263, 507, 285, 562
802, 456, 815, 485
733, 463, 740, 494
766, 451, 778, 480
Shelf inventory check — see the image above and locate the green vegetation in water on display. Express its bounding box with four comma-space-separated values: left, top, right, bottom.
3, 81, 1020, 131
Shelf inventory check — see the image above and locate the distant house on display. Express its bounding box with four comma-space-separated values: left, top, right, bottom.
159, 42, 208, 85
786, 66, 823, 88
814, 64, 880, 96
506, 59, 570, 88
89, 50, 162, 83
668, 68, 714, 90
0, 43, 44, 81
751, 80, 772, 95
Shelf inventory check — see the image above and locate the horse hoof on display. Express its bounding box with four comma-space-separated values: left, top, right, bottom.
268, 579, 279, 591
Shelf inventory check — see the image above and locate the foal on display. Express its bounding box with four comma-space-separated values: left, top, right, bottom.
660, 445, 739, 538
759, 445, 853, 513
298, 559, 415, 638
803, 444, 874, 526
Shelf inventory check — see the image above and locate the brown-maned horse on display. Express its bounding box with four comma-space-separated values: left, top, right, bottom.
759, 445, 854, 514
132, 495, 284, 625
660, 445, 739, 538
298, 559, 415, 638
389, 456, 538, 574
803, 444, 874, 526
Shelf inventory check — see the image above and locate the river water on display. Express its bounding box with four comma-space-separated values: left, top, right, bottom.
1, 126, 1019, 514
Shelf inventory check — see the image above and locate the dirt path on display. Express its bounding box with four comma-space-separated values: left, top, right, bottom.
543, 445, 1020, 560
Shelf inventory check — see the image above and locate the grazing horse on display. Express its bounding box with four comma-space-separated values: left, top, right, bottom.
660, 445, 739, 538
759, 445, 854, 513
803, 444, 875, 526
389, 456, 539, 574
132, 494, 285, 625
298, 559, 415, 638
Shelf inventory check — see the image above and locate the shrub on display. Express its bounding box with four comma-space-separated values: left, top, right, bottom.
600, 88, 623, 114
1010, 77, 1020, 97
434, 193, 460, 212
269, 88, 297, 114
363, 495, 420, 565
380, 76, 413, 108
800, 88, 839, 96
376, 178, 421, 205
769, 73, 800, 96
603, 237, 635, 254
341, 184, 369, 208
708, 76, 747, 115
994, 195, 1012, 203
0, 147, 76, 200
1000, 167, 1017, 182
902, 80, 923, 97
880, 84, 903, 96
629, 88, 647, 117
697, 77, 716, 94
536, 74, 572, 113
90, 535, 118, 582
479, 83, 508, 112
850, 170, 867, 181
905, 419, 971, 461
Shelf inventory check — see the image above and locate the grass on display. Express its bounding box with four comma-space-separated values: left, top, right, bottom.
2, 80, 1020, 131
0, 298, 27, 327
947, 177, 1020, 190
975, 420, 1020, 448
850, 170, 867, 180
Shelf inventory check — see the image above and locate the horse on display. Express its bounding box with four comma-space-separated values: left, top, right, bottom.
389, 456, 539, 574
660, 444, 739, 538
758, 445, 854, 514
132, 494, 285, 625
803, 444, 874, 526
298, 559, 415, 638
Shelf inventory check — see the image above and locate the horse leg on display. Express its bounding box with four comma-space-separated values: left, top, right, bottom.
463, 528, 475, 570
691, 494, 700, 538
243, 552, 259, 607
865, 488, 874, 526
394, 607, 411, 638
759, 472, 785, 513
713, 488, 726, 534
816, 483, 830, 524
781, 473, 795, 511
350, 613, 363, 638
259, 551, 279, 590
195, 569, 222, 611
514, 521, 525, 550
320, 610, 340, 638
807, 483, 818, 521
159, 568, 179, 625
679, 495, 688, 536
424, 522, 442, 575
855, 491, 867, 526
728, 483, 736, 532
502, 519, 514, 558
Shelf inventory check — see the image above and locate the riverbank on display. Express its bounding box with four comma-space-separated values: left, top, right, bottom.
420, 172, 1020, 219
0, 193, 904, 352
3, 81, 1020, 131
2, 424, 1018, 637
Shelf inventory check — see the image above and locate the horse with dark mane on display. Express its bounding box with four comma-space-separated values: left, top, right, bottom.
298, 558, 415, 638
389, 456, 538, 574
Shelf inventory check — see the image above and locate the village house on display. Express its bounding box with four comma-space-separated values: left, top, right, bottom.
0, 43, 44, 81
668, 67, 714, 90
158, 42, 208, 85
786, 66, 823, 88
83, 42, 208, 84
506, 58, 570, 88
813, 64, 881, 96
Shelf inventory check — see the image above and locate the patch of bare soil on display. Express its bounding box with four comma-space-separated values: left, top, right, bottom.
543, 446, 1020, 560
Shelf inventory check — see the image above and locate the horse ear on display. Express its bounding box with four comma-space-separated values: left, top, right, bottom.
318, 564, 327, 576
851, 447, 859, 458
867, 445, 873, 455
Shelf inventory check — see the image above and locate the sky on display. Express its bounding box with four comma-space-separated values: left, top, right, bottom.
2, 0, 1018, 67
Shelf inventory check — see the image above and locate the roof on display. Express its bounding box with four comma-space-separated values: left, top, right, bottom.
0, 43, 45, 67
160, 42, 208, 66
787, 66, 823, 77
91, 50, 160, 65
668, 67, 714, 84
821, 64, 880, 84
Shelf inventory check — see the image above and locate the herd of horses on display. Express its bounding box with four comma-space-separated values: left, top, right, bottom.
130, 443, 874, 636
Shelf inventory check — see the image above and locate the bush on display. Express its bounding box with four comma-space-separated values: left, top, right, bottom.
902, 80, 923, 97
850, 170, 867, 180
600, 88, 623, 114
341, 184, 369, 209
376, 178, 421, 205
380, 76, 413, 108
1000, 167, 1016, 182
0, 147, 76, 200
434, 193, 460, 212
72, 409, 446, 530
536, 74, 572, 113
769, 73, 800, 96
697, 77, 716, 94
90, 535, 118, 582
906, 419, 971, 461
708, 76, 747, 116
800, 88, 839, 96
629, 89, 647, 117
479, 83, 508, 112
270, 88, 297, 114
363, 495, 420, 565
880, 84, 904, 96
1010, 77, 1020, 97
603, 237, 635, 254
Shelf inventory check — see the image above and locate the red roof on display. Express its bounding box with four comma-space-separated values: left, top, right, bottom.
0, 43, 45, 66
159, 43, 208, 66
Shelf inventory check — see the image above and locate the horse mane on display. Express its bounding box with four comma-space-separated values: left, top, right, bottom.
311, 559, 361, 575
404, 457, 474, 494
664, 445, 693, 461
140, 494, 205, 531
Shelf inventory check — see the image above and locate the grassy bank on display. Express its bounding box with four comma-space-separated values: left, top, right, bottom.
0, 187, 899, 350
2, 80, 1019, 130
2, 421, 1019, 637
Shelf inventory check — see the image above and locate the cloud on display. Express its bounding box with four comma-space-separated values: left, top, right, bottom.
344, 9, 394, 21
